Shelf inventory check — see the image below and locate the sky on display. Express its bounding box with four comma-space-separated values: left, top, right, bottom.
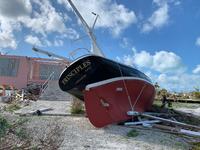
0, 0, 200, 92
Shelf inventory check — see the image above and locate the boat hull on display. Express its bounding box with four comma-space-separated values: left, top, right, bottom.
59, 55, 152, 100
84, 77, 155, 128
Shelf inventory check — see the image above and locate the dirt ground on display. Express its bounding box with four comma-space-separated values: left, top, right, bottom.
1, 100, 200, 150
0, 112, 193, 150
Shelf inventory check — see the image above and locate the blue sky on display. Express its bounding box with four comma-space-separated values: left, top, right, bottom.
0, 0, 200, 92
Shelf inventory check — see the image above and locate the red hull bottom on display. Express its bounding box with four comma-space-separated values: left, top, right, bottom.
84, 78, 155, 128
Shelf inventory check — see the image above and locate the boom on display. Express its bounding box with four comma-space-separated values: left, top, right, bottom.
32, 47, 71, 63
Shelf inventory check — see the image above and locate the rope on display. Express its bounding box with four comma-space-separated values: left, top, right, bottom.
132, 84, 146, 108
117, 63, 147, 120
117, 63, 134, 119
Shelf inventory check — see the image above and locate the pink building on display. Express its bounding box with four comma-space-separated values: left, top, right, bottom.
0, 54, 69, 90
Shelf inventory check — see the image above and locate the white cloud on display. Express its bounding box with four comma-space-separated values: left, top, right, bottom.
152, 51, 185, 73
196, 37, 200, 47
193, 65, 200, 74
118, 50, 198, 92
174, 1, 181, 6
156, 73, 200, 92
58, 0, 137, 36
43, 39, 52, 47
25, 35, 65, 47
131, 47, 137, 54
0, 2, 22, 50
134, 51, 153, 68
60, 29, 80, 40
21, 0, 67, 35
25, 35, 42, 46
119, 50, 185, 73
0, 18, 19, 49
0, 0, 79, 50
0, 32, 17, 49
120, 37, 131, 48
54, 39, 64, 47
122, 55, 134, 66
142, 1, 169, 32
0, 0, 32, 18
153, 0, 166, 6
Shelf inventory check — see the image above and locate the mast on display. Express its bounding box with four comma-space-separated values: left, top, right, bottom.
67, 0, 105, 57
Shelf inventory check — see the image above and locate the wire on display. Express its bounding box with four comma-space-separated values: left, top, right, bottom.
117, 63, 134, 121
132, 84, 146, 108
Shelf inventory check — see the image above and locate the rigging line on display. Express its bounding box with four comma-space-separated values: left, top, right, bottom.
132, 84, 147, 108
117, 63, 134, 116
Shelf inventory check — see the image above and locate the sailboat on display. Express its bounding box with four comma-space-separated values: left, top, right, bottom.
59, 0, 155, 128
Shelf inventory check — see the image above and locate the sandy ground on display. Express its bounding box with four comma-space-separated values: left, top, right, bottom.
2, 100, 199, 150
57, 116, 189, 150
176, 107, 200, 117
1, 113, 190, 150
14, 100, 72, 116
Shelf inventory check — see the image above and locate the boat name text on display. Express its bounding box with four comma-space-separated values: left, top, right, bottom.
62, 60, 91, 85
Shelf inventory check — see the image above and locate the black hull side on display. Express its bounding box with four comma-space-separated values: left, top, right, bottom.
59, 55, 151, 100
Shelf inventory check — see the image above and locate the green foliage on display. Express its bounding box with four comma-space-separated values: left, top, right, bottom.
15, 117, 29, 126
192, 91, 200, 99
191, 142, 200, 150
0, 115, 10, 138
192, 87, 200, 99
70, 98, 85, 114
127, 129, 139, 138
5, 103, 21, 112
15, 128, 28, 139
156, 88, 169, 99
31, 146, 40, 150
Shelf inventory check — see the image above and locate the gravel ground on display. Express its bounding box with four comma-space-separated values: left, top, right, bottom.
176, 107, 200, 117
0, 101, 195, 150
17, 115, 189, 150
14, 100, 71, 116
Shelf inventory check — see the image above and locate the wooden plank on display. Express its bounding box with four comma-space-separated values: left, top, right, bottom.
125, 120, 160, 126
152, 124, 200, 137
141, 113, 200, 130
157, 98, 200, 104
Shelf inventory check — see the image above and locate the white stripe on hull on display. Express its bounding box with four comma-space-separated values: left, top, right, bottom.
85, 76, 154, 91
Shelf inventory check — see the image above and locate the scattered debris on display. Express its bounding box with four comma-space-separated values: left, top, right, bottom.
124, 104, 200, 141
14, 100, 72, 116
0, 96, 11, 103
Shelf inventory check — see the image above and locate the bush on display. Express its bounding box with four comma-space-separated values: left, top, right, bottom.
15, 128, 28, 139
5, 103, 21, 112
70, 98, 84, 114
127, 129, 139, 138
192, 92, 200, 99
0, 115, 10, 138
191, 142, 200, 150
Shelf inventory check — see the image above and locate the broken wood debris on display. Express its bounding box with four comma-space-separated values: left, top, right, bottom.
151, 124, 200, 137
3, 83, 41, 104
15, 108, 54, 116
125, 110, 200, 138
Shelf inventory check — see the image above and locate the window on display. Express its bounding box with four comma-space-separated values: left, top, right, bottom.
39, 64, 63, 80
0, 58, 19, 77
